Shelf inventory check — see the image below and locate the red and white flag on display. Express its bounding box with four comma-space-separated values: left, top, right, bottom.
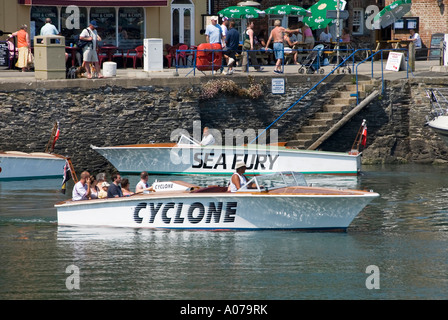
361, 124, 367, 147
52, 122, 60, 150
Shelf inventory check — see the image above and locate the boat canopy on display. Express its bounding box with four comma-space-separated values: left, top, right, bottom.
238, 171, 308, 192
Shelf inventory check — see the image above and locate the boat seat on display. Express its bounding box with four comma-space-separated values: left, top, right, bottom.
192, 186, 229, 193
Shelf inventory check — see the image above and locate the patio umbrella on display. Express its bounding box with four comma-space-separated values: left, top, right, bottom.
373, 0, 412, 29
302, 0, 347, 30
237, 1, 261, 6
218, 6, 265, 19
264, 4, 311, 16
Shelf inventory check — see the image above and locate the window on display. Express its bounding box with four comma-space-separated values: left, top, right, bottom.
118, 7, 144, 50
30, 6, 58, 39
90, 7, 116, 46
353, 9, 364, 35
61, 6, 88, 44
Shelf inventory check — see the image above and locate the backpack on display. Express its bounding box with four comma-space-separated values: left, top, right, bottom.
76, 29, 92, 49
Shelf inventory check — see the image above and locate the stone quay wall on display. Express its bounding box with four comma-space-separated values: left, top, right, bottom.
1, 75, 448, 176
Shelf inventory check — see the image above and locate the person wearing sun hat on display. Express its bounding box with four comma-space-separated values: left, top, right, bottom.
228, 161, 256, 192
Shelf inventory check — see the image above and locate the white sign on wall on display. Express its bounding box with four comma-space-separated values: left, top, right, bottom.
271, 78, 285, 94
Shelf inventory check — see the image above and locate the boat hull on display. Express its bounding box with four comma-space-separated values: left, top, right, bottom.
56, 191, 377, 231
428, 116, 448, 146
91, 145, 361, 176
0, 152, 66, 180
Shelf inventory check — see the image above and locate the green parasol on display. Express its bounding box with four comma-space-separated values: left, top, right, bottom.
218, 6, 265, 19
373, 0, 412, 29
264, 4, 311, 16
302, 0, 347, 30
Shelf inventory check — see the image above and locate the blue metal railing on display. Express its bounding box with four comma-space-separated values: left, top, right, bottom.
249, 50, 358, 144
353, 48, 411, 104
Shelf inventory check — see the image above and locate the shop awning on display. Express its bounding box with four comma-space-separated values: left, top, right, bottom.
19, 0, 167, 6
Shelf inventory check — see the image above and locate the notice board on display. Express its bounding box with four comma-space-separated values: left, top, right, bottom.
428, 33, 445, 60
0, 41, 9, 68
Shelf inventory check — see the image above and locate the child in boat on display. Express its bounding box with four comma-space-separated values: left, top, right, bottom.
98, 181, 109, 199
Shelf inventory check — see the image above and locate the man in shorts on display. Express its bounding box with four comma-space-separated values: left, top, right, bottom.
265, 20, 287, 74
79, 20, 104, 79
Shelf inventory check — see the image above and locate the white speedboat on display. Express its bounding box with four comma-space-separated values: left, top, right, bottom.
56, 172, 378, 231
427, 116, 448, 145
91, 135, 361, 176
0, 151, 66, 180
426, 89, 448, 145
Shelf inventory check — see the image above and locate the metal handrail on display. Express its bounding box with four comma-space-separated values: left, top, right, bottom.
354, 48, 410, 105
250, 50, 358, 144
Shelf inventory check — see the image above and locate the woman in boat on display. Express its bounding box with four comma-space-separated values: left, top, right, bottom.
89, 176, 100, 199
228, 161, 256, 192
121, 178, 134, 196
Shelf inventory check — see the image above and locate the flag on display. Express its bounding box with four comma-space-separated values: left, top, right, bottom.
361, 125, 367, 147
52, 123, 60, 151
61, 160, 71, 194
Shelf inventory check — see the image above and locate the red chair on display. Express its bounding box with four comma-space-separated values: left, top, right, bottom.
164, 46, 177, 68
125, 45, 144, 69
177, 44, 189, 66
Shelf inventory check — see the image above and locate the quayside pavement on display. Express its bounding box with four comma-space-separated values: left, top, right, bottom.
0, 59, 446, 89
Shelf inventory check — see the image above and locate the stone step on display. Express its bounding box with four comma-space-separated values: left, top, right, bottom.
286, 139, 311, 149
331, 97, 357, 105
295, 132, 321, 140
322, 104, 347, 112
308, 118, 336, 126
314, 112, 340, 120
300, 125, 328, 133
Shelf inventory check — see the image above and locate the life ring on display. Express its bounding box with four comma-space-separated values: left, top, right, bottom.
196, 43, 222, 71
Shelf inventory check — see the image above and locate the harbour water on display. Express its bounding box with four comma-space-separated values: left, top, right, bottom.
0, 164, 447, 301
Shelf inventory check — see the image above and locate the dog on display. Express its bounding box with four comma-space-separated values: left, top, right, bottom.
66, 66, 86, 79
75, 66, 86, 78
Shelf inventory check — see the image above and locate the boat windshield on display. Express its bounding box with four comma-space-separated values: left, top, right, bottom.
427, 88, 448, 120
238, 171, 308, 192
177, 134, 201, 147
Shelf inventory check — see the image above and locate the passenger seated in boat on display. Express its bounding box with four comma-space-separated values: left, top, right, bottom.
135, 171, 154, 194
72, 171, 91, 201
89, 176, 100, 199
200, 127, 215, 146
121, 178, 134, 196
98, 181, 109, 199
107, 173, 123, 198
228, 161, 256, 192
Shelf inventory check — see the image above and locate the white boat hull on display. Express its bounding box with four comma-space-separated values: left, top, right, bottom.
428, 116, 448, 145
56, 191, 377, 231
91, 145, 361, 176
0, 152, 66, 180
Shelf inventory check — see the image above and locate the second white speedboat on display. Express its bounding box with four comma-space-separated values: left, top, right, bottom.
91, 135, 361, 176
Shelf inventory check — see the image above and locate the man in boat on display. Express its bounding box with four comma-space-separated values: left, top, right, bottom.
107, 173, 123, 198
72, 171, 91, 201
135, 171, 154, 194
228, 161, 256, 192
200, 127, 215, 146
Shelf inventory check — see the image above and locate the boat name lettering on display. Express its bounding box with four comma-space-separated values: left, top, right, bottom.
192, 153, 278, 170
154, 183, 173, 190
134, 202, 237, 224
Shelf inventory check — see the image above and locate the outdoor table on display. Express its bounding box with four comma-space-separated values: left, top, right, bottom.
100, 45, 118, 61
65, 46, 78, 67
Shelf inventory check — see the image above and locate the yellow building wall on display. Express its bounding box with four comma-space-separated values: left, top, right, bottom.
1, 0, 208, 45
0, 0, 30, 39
